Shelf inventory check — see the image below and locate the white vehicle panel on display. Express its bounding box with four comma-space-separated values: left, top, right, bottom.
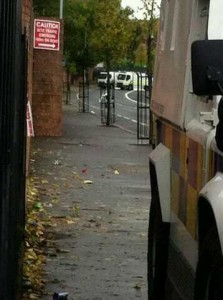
208, 0, 223, 39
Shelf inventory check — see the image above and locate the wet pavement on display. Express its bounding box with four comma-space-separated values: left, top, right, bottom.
31, 92, 152, 300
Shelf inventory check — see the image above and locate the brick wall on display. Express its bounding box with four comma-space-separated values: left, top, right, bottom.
32, 18, 63, 136
22, 0, 33, 176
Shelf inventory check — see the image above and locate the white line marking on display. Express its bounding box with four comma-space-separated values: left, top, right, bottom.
125, 91, 137, 103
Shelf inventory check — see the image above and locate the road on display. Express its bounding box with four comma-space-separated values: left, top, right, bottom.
88, 87, 138, 134
68, 84, 150, 139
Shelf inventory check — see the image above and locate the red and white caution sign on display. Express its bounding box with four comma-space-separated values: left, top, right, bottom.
34, 19, 60, 51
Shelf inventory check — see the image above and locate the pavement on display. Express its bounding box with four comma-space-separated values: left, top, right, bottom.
31, 88, 152, 300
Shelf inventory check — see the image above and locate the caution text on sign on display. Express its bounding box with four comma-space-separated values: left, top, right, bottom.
34, 19, 60, 51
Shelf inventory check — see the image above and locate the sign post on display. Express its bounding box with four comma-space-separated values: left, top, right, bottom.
34, 19, 60, 51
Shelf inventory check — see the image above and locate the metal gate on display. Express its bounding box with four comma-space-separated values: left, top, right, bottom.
136, 73, 150, 142
0, 1, 27, 299
79, 80, 89, 112
100, 85, 115, 126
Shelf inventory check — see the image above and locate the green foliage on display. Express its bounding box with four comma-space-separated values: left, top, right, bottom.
89, 0, 133, 68
33, 0, 59, 17
33, 0, 159, 75
140, 0, 160, 73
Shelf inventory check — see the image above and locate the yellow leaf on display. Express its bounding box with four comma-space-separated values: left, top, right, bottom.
67, 220, 75, 224
83, 180, 93, 184
41, 180, 49, 184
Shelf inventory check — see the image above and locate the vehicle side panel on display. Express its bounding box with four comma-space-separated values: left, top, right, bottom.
157, 120, 204, 238
151, 0, 192, 127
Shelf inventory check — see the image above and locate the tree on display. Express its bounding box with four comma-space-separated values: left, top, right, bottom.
140, 0, 160, 74
32, 0, 151, 75
134, 41, 147, 69
89, 0, 134, 68
86, 0, 136, 124
63, 0, 94, 74
33, 0, 59, 17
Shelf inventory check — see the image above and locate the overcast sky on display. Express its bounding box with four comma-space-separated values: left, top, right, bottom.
121, 0, 161, 19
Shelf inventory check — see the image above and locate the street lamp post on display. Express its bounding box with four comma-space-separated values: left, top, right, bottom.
60, 0, 64, 19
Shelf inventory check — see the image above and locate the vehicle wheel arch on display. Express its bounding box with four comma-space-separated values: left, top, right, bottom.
198, 173, 223, 253
197, 197, 218, 252
194, 180, 223, 299
149, 143, 171, 223
148, 144, 171, 299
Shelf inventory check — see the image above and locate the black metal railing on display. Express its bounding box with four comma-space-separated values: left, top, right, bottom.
78, 80, 89, 112
100, 85, 115, 126
0, 1, 27, 298
136, 72, 150, 142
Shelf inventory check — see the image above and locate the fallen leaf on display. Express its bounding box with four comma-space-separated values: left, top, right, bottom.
41, 180, 49, 184
66, 219, 75, 224
83, 180, 93, 184
134, 283, 142, 290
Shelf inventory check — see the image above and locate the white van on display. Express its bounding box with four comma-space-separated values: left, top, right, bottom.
97, 71, 117, 88
116, 72, 138, 90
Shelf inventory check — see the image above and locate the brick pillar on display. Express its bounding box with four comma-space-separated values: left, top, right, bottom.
22, 0, 33, 176
32, 18, 63, 136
